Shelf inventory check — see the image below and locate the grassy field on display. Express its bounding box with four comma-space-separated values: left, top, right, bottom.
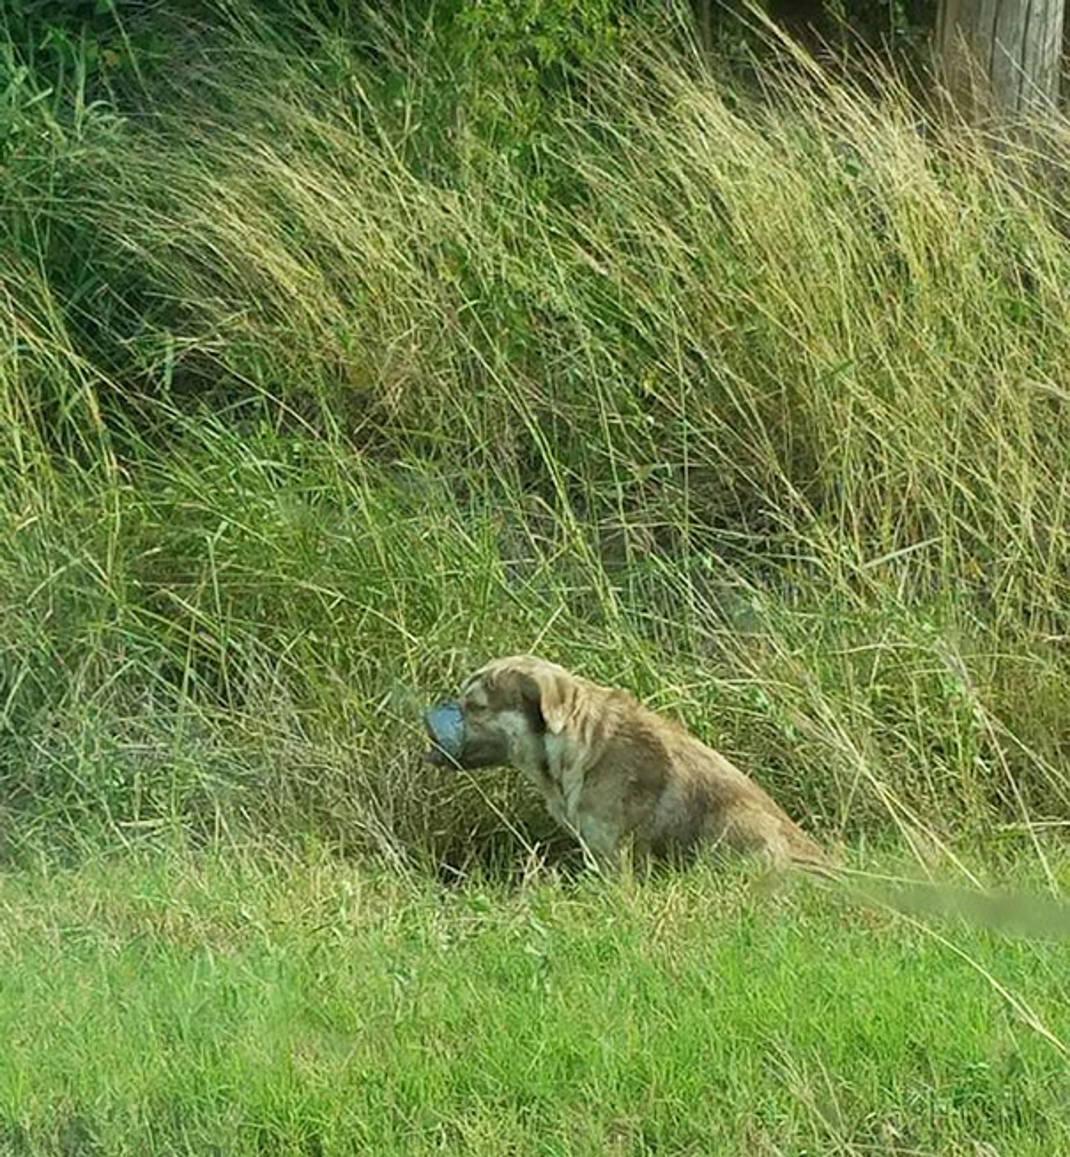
0, 850, 1068, 1155
3, 2, 1070, 1151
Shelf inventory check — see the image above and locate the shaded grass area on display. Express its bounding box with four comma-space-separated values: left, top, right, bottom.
0, 851, 1068, 1155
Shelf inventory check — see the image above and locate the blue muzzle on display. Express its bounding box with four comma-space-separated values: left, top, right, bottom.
424, 701, 465, 766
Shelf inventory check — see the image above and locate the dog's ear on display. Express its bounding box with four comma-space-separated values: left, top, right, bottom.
516, 667, 572, 736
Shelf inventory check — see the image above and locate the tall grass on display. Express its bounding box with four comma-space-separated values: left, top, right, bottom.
3, 5, 1070, 868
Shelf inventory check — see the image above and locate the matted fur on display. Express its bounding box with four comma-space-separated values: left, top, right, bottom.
432, 655, 827, 871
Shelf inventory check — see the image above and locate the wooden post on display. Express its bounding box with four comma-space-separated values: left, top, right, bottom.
936, 0, 1065, 120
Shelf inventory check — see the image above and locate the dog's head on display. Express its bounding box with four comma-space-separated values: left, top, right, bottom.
424, 656, 578, 771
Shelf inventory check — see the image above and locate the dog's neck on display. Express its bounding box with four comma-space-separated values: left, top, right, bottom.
508, 730, 553, 780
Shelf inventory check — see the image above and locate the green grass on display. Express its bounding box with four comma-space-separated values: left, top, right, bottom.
0, 850, 1068, 1156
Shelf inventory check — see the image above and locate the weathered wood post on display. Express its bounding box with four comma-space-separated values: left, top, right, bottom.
936, 0, 1065, 120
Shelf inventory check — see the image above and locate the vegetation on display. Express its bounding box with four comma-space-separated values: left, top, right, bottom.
4, 1, 1070, 866
0, 852, 1068, 1154
2, 3, 1070, 1148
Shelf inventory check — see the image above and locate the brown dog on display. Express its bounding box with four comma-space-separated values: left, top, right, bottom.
425, 655, 827, 871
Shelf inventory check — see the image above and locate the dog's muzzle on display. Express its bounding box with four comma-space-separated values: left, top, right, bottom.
424, 701, 465, 766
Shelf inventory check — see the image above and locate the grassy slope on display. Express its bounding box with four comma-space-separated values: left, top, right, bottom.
4, 7, 1070, 867
0, 852, 1068, 1156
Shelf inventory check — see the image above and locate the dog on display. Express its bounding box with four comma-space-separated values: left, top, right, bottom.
425, 655, 827, 872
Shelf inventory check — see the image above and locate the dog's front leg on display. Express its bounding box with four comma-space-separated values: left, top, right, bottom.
576, 815, 623, 875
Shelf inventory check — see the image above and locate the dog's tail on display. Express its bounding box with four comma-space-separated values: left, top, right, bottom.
784, 827, 844, 881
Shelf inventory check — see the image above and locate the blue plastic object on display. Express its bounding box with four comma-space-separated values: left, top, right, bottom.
424, 701, 465, 764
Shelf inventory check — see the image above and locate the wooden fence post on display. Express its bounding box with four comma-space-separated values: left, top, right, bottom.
936, 0, 1065, 120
